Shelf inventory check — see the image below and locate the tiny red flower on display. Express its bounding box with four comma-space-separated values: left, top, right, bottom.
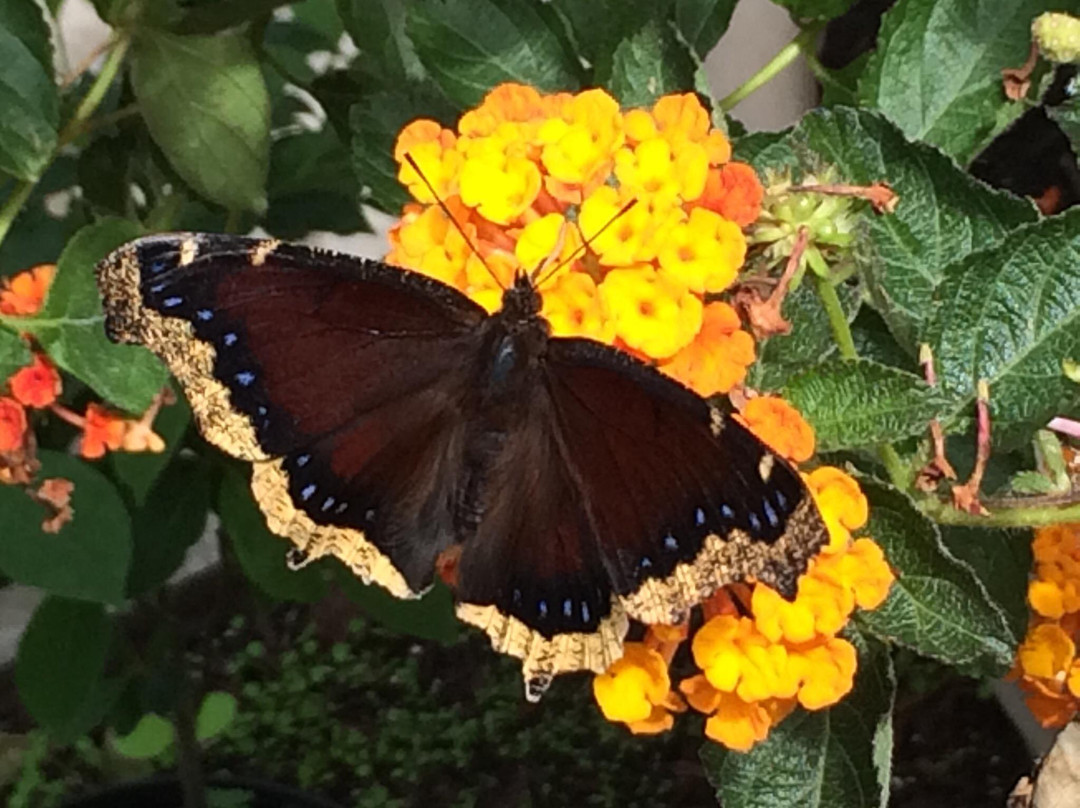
0, 396, 27, 452
8, 353, 61, 408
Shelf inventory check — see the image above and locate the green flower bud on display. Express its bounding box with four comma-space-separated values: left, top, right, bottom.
1033, 12, 1080, 64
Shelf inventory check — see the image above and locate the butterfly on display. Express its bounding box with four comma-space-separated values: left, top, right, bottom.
96, 233, 828, 699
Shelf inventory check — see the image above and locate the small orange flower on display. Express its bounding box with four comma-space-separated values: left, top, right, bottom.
737, 396, 815, 463
0, 264, 56, 316
700, 162, 764, 227
659, 301, 755, 396
8, 354, 61, 408
80, 403, 127, 460
0, 396, 27, 451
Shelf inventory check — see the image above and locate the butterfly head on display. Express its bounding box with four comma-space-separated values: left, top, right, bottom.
500, 272, 544, 324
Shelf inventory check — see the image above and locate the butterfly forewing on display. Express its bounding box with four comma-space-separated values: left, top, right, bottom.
98, 234, 488, 594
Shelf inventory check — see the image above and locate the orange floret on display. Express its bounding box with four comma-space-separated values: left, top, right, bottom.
659, 301, 755, 396
0, 396, 27, 452
0, 264, 56, 316
8, 353, 61, 408
700, 162, 764, 227
80, 403, 127, 460
737, 396, 815, 463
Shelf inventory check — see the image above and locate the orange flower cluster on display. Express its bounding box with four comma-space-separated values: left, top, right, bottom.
1014, 523, 1080, 726
591, 398, 894, 752
0, 265, 167, 465
387, 83, 764, 396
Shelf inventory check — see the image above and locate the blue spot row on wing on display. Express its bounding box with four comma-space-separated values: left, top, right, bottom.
513, 586, 598, 629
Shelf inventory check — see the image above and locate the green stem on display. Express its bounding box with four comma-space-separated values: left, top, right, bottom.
718, 25, 822, 112
811, 272, 913, 489
812, 273, 857, 360
923, 497, 1080, 528
60, 36, 131, 149
0, 181, 34, 250
0, 35, 130, 253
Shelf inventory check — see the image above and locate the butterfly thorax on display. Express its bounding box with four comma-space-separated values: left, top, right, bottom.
481, 275, 551, 396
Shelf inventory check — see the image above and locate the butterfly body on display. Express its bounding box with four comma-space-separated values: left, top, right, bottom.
96, 233, 828, 699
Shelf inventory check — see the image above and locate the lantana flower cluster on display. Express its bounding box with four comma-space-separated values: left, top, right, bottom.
1, 264, 167, 526
1014, 523, 1080, 726
387, 83, 895, 752
388, 83, 762, 397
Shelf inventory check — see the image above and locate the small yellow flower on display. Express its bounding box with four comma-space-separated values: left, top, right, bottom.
593, 643, 683, 734
803, 466, 870, 552
599, 267, 702, 359
614, 137, 708, 206
657, 207, 746, 294
541, 272, 613, 342
1019, 623, 1076, 680
459, 146, 542, 225
539, 88, 624, 188
394, 119, 462, 203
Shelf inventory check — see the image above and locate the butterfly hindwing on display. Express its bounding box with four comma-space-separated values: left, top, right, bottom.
97, 233, 489, 595
544, 338, 827, 625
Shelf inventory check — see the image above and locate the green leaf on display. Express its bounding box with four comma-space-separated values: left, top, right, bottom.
674, 0, 736, 59
550, 0, 661, 83
744, 107, 1037, 353
1048, 77, 1080, 164
0, 451, 132, 604
849, 306, 918, 373
266, 127, 367, 240
783, 359, 948, 451
939, 526, 1032, 645
15, 218, 168, 413
0, 0, 54, 71
819, 53, 869, 109
858, 0, 1058, 164
338, 0, 423, 83
350, 86, 456, 213
406, 0, 581, 108
335, 566, 460, 643
162, 0, 295, 33
855, 479, 1014, 675
15, 597, 114, 740
702, 627, 894, 808
749, 281, 861, 391
608, 19, 696, 108
0, 1, 58, 180
108, 383, 191, 506
217, 466, 327, 602
768, 0, 856, 22
131, 30, 270, 213
924, 208, 1080, 439
196, 691, 238, 741
125, 456, 211, 597
0, 326, 31, 379
112, 713, 175, 758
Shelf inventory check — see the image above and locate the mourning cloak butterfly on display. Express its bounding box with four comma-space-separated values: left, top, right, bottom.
96, 233, 827, 699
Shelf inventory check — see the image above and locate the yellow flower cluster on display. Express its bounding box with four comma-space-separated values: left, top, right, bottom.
590, 399, 894, 752
1015, 523, 1080, 727
388, 83, 764, 396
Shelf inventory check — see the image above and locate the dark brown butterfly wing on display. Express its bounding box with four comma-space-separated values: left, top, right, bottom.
544, 339, 827, 624
97, 233, 488, 596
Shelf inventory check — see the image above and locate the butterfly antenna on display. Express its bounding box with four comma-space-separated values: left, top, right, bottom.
403, 152, 505, 289
532, 199, 638, 289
